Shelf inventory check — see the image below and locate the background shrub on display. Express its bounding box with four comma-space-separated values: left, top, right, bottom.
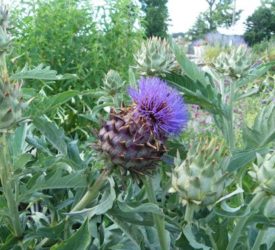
10, 0, 144, 137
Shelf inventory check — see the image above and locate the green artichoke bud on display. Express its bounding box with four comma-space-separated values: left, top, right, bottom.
0, 80, 23, 130
249, 152, 275, 195
101, 70, 125, 96
213, 45, 254, 79
134, 36, 177, 77
170, 138, 229, 208
96, 70, 126, 112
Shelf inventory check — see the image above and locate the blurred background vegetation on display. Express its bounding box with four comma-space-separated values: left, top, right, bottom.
7, 0, 275, 140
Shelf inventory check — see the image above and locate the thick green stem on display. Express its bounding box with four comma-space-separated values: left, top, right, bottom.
0, 134, 23, 238
0, 53, 9, 82
226, 192, 267, 250
205, 226, 218, 250
143, 176, 169, 250
251, 229, 265, 250
71, 168, 110, 212
184, 202, 195, 223
227, 80, 235, 151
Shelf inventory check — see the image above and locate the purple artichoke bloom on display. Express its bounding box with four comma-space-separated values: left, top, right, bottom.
128, 77, 188, 138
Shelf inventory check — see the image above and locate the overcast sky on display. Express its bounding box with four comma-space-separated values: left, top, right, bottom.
5, 0, 262, 35
167, 0, 262, 35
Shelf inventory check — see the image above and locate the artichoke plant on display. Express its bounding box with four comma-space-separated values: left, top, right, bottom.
213, 45, 255, 79
249, 151, 275, 195
98, 77, 188, 175
133, 36, 177, 77
170, 138, 229, 208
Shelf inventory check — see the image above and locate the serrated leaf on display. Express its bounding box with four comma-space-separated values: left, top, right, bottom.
166, 41, 224, 117
117, 201, 163, 216
169, 39, 211, 87
262, 228, 275, 249
9, 123, 29, 158
10, 64, 77, 81
243, 103, 275, 149
128, 68, 137, 88
182, 224, 211, 250
106, 212, 144, 250
19, 167, 88, 202
27, 221, 65, 240
67, 178, 116, 218
227, 147, 268, 172
235, 87, 259, 101
67, 140, 87, 168
32, 168, 87, 190
32, 117, 67, 155
51, 219, 90, 250
13, 153, 33, 169
235, 62, 275, 89
108, 207, 154, 226
27, 90, 79, 118
214, 205, 250, 218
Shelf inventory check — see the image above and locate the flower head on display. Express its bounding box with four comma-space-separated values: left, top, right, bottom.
128, 77, 188, 138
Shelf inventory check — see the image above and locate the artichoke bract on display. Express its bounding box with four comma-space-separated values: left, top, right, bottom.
0, 80, 22, 130
213, 45, 254, 79
98, 77, 188, 175
170, 138, 229, 208
249, 152, 275, 195
134, 37, 177, 77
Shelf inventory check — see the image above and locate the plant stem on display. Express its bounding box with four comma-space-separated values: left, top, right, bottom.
143, 176, 169, 250
206, 226, 218, 250
71, 168, 111, 212
251, 229, 265, 250
0, 134, 23, 238
184, 202, 195, 223
228, 80, 235, 151
226, 192, 267, 250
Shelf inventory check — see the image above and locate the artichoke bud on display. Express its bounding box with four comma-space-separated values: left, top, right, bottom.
98, 77, 188, 176
0, 80, 23, 130
213, 45, 254, 79
102, 70, 124, 96
170, 138, 229, 208
249, 152, 275, 195
134, 36, 177, 77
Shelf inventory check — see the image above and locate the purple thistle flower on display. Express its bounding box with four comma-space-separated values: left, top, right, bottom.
128, 77, 188, 138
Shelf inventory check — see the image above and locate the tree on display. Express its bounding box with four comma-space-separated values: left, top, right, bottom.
188, 0, 241, 40
139, 0, 169, 38
244, 3, 275, 46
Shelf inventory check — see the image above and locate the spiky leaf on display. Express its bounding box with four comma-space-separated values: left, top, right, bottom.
243, 103, 275, 148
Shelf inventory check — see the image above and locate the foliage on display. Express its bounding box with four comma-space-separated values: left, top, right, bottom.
10, 0, 144, 138
139, 0, 169, 38
188, 0, 241, 40
252, 36, 275, 55
11, 0, 143, 90
203, 45, 223, 64
244, 3, 275, 46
